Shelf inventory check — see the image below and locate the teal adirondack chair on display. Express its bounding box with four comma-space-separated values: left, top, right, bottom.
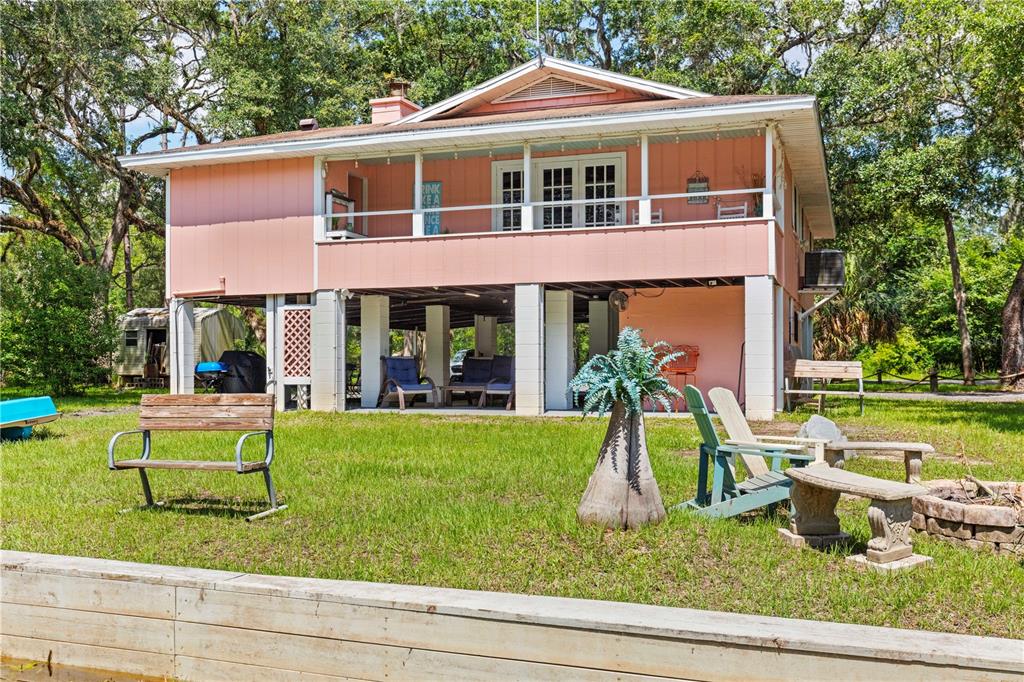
676, 386, 815, 518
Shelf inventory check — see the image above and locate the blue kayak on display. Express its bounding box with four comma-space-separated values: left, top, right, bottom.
0, 396, 60, 441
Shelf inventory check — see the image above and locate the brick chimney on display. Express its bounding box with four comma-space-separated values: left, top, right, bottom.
369, 79, 421, 124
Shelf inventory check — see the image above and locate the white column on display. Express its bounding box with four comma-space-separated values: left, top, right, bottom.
474, 314, 498, 356
763, 125, 774, 220
265, 295, 284, 409
588, 299, 613, 358
425, 305, 450, 385
360, 295, 390, 407
164, 174, 171, 300
521, 142, 533, 231
313, 156, 325, 241
514, 284, 544, 415
744, 276, 776, 421
774, 285, 785, 411
310, 290, 347, 412
544, 289, 574, 410
168, 297, 195, 394
412, 152, 424, 236
639, 134, 651, 225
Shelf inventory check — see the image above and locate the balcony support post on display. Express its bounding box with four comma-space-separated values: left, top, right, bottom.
744, 275, 776, 420
412, 152, 424, 236
474, 315, 498, 356
168, 297, 195, 395
514, 284, 544, 415
639, 134, 651, 225
521, 142, 533, 231
425, 305, 451, 387
360, 295, 390, 407
763, 125, 774, 221
310, 289, 347, 412
544, 289, 574, 411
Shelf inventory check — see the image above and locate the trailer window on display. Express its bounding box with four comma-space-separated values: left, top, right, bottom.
125, 330, 139, 347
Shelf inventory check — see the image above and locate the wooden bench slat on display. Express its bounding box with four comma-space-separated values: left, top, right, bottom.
139, 418, 274, 431
141, 394, 273, 407
784, 390, 865, 396
113, 459, 267, 472
140, 406, 273, 419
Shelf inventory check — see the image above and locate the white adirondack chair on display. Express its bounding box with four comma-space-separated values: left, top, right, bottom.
708, 387, 827, 465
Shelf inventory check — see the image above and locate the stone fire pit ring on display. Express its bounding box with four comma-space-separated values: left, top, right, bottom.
911, 480, 1024, 557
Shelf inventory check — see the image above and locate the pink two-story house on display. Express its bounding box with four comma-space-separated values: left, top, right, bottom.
121, 56, 835, 419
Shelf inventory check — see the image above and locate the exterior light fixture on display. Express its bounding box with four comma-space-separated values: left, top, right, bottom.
464, 292, 480, 298
354, 158, 359, 168
386, 155, 391, 165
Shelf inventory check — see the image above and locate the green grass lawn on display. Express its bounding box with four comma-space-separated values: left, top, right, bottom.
1, 396, 1022, 638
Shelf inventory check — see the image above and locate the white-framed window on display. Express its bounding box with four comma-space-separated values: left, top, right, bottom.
125, 330, 139, 347
491, 152, 625, 231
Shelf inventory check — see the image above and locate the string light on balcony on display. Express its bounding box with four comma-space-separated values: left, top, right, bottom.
715, 126, 721, 141
386, 154, 391, 165
597, 135, 602, 150
353, 157, 359, 168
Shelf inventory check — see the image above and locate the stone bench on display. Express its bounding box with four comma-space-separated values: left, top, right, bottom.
779, 466, 932, 572
824, 441, 935, 484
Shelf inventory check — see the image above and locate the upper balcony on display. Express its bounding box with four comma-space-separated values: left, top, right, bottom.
315, 131, 781, 290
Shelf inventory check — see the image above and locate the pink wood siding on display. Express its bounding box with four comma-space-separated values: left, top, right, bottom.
316, 221, 770, 290
620, 286, 745, 400
169, 158, 313, 296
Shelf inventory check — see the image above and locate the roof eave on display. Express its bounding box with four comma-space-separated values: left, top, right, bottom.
119, 97, 818, 175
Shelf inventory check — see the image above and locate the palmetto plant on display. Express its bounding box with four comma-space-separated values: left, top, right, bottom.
569, 327, 684, 415
569, 327, 680, 529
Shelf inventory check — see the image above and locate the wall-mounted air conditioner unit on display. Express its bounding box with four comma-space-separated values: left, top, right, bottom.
801, 250, 845, 290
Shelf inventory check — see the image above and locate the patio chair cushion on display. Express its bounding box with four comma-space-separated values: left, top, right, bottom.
384, 357, 430, 389
458, 357, 492, 385
490, 355, 514, 383
486, 382, 513, 392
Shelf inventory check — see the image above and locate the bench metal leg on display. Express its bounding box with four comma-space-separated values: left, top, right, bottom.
138, 469, 154, 506
246, 469, 287, 522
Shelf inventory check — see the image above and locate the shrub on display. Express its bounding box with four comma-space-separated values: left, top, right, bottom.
855, 328, 934, 377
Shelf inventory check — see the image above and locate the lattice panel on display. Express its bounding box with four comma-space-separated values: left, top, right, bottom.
283, 308, 311, 379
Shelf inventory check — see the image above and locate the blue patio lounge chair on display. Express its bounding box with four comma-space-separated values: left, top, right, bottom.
0, 396, 60, 441
445, 356, 493, 405
675, 385, 814, 518
379, 356, 439, 410
479, 355, 515, 409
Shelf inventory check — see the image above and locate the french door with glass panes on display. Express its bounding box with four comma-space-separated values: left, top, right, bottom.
492, 152, 625, 231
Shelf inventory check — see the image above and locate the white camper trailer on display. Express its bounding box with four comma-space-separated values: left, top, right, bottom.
115, 307, 246, 387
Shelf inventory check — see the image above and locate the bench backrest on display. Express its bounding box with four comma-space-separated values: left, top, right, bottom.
139, 394, 274, 431
785, 359, 862, 380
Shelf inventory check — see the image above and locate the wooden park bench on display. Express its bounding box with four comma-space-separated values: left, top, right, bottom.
108, 394, 285, 521
784, 359, 865, 415
779, 466, 930, 572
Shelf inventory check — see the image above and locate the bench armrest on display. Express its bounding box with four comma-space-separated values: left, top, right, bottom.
755, 435, 830, 446
717, 444, 815, 462
725, 439, 806, 451
108, 430, 150, 469
419, 376, 437, 389
235, 431, 274, 472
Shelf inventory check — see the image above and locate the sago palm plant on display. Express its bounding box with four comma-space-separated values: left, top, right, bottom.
568, 327, 683, 530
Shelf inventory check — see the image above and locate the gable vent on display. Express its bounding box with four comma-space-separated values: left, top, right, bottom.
494, 75, 615, 104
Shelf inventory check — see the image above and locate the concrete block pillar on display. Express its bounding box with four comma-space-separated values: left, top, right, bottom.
775, 286, 785, 410
587, 299, 618, 358
474, 315, 498, 356
544, 289, 574, 410
425, 305, 450, 385
168, 297, 194, 394
744, 276, 776, 420
514, 284, 544, 415
310, 290, 347, 412
360, 295, 390, 407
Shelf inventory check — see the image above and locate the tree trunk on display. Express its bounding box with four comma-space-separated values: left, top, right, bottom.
1002, 261, 1024, 391
123, 229, 134, 310
943, 210, 975, 384
577, 401, 666, 530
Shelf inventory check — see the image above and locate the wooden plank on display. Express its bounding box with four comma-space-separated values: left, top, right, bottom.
173, 621, 675, 682
174, 656, 371, 682
139, 405, 274, 418
138, 417, 273, 431
141, 393, 273, 406
1, 603, 174, 654
784, 390, 864, 397
1, 571, 174, 619
1, 552, 245, 589
113, 459, 266, 472
0, 635, 175, 679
